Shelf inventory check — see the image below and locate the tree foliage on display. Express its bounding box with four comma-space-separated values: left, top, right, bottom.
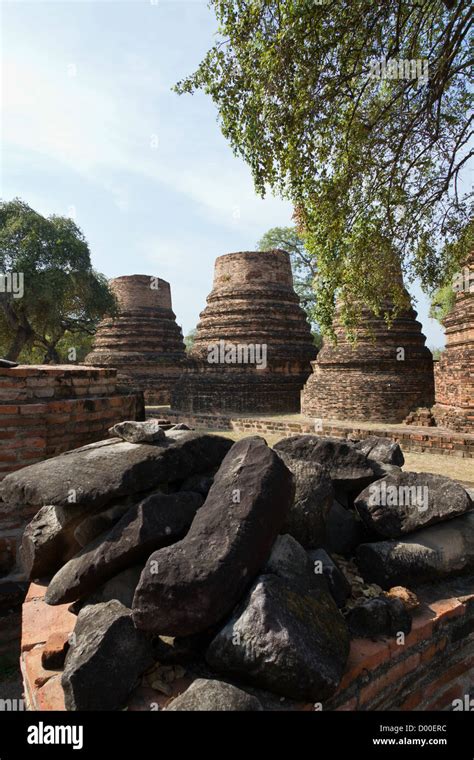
176, 0, 473, 335
257, 226, 316, 309
429, 283, 456, 323
257, 225, 322, 345
0, 199, 116, 362
184, 328, 197, 351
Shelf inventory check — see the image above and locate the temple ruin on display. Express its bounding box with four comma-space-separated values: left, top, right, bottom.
302, 287, 435, 424
433, 252, 473, 432
0, 363, 143, 618
85, 275, 186, 404
171, 250, 316, 414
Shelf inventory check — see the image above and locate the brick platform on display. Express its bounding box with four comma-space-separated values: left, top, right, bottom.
0, 365, 144, 480
0, 365, 144, 596
148, 408, 474, 458
20, 577, 474, 711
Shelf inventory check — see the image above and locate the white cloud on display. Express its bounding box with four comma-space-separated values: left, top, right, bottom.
3, 49, 292, 231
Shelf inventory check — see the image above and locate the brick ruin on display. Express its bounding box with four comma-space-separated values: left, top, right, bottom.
171, 250, 316, 414
0, 365, 143, 606
21, 576, 474, 711
10, 429, 474, 712
0, 364, 144, 665
0, 365, 143, 481
302, 289, 435, 424
85, 275, 186, 404
433, 252, 473, 432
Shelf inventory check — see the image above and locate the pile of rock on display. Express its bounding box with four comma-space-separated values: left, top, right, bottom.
3, 426, 473, 711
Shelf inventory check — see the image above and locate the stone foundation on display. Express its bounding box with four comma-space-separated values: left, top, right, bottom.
151, 408, 474, 457
20, 576, 474, 711
172, 251, 316, 414
85, 275, 186, 404
302, 292, 435, 424
433, 252, 473, 433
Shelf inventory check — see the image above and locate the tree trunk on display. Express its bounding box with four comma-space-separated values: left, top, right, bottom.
43, 344, 61, 364
1, 299, 34, 361
6, 326, 31, 361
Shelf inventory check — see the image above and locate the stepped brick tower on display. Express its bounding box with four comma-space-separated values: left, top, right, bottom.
85, 275, 186, 404
433, 252, 473, 431
301, 285, 435, 424
171, 250, 316, 414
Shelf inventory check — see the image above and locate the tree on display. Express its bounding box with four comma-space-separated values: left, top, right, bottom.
175, 0, 473, 336
429, 217, 473, 324
257, 226, 321, 346
0, 199, 116, 362
429, 283, 456, 323
257, 226, 316, 309
184, 328, 197, 351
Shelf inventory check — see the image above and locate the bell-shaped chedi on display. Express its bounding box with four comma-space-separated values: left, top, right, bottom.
85, 275, 186, 404
301, 279, 435, 424
171, 250, 317, 413
433, 252, 473, 432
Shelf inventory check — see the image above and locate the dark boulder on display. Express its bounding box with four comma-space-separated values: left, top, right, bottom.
275, 454, 333, 548
108, 419, 166, 444
324, 500, 368, 556
61, 600, 153, 711
307, 549, 351, 608
353, 436, 404, 466
81, 566, 143, 609
206, 574, 350, 702
356, 511, 474, 588
45, 491, 203, 605
179, 472, 215, 497
346, 596, 412, 638
21, 504, 93, 579
355, 471, 473, 538
274, 435, 375, 492
0, 433, 232, 509
165, 679, 263, 711
73, 501, 131, 548
132, 436, 295, 636
263, 534, 328, 593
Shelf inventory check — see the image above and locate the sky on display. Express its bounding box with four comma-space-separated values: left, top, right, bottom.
1, 0, 446, 347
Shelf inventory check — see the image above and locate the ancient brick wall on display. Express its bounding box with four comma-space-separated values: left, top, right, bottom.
148, 409, 474, 457
0, 365, 144, 593
433, 253, 473, 432
85, 275, 186, 404
172, 250, 316, 414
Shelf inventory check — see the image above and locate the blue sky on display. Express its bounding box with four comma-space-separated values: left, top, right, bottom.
2, 0, 445, 347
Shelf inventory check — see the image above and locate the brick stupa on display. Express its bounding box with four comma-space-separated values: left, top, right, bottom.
301, 283, 435, 424
433, 252, 473, 432
85, 275, 186, 404
171, 250, 316, 413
